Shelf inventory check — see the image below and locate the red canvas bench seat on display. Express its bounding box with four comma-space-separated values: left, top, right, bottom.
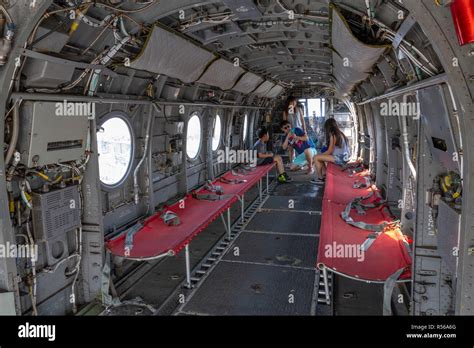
317, 163, 412, 314
106, 164, 274, 260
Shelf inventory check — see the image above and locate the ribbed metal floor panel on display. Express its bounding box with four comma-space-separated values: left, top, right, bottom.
180, 261, 316, 315
334, 275, 384, 315
245, 210, 320, 235
261, 195, 322, 212
222, 231, 318, 268
272, 182, 324, 198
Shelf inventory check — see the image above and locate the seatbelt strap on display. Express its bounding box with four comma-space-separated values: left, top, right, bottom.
192, 192, 234, 201
383, 268, 406, 316
161, 210, 180, 226
341, 197, 389, 232
219, 177, 247, 184
353, 176, 371, 189
204, 180, 224, 194
231, 169, 249, 176
124, 222, 144, 252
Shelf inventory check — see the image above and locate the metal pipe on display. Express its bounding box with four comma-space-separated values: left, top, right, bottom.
133, 106, 153, 205
10, 92, 270, 110
227, 208, 231, 240
357, 73, 447, 105
322, 267, 331, 305
4, 101, 19, 166
185, 244, 191, 288
401, 94, 417, 180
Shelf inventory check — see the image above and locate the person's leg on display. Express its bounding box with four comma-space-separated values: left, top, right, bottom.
313, 154, 335, 179
304, 148, 315, 174
288, 145, 294, 163
273, 154, 284, 174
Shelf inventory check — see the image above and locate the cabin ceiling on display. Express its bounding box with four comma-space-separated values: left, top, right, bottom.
101, 0, 333, 88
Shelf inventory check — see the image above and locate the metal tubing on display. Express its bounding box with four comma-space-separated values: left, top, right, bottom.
10, 92, 270, 110
227, 208, 231, 239
356, 73, 447, 105
133, 105, 153, 204
266, 172, 269, 193
322, 267, 331, 305
259, 178, 262, 201
185, 244, 191, 289
241, 194, 245, 224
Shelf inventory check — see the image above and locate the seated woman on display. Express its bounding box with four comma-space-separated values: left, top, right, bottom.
310, 118, 350, 184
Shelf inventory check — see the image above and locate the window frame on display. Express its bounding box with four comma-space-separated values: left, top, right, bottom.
186, 111, 203, 161
97, 111, 135, 190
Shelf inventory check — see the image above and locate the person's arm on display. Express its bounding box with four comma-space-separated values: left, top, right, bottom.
281, 132, 290, 150
323, 135, 336, 155
293, 127, 309, 142
258, 152, 273, 159
282, 110, 288, 121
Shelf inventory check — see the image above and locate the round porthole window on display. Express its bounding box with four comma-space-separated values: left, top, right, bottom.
186, 113, 202, 159
242, 113, 249, 143
97, 116, 133, 187
212, 114, 222, 151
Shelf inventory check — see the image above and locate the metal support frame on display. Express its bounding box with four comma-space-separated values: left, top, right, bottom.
322, 266, 331, 305
258, 178, 262, 201
237, 194, 245, 224
185, 244, 191, 289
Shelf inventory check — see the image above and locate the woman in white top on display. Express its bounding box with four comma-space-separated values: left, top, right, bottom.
282, 96, 306, 163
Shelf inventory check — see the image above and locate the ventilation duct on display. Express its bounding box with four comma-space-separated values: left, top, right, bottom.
197, 59, 245, 90
130, 25, 216, 83
331, 5, 388, 95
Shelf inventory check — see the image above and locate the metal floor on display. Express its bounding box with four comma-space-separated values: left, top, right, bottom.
176, 176, 325, 316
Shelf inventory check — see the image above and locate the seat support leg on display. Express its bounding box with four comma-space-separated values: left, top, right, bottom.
227, 207, 231, 239
185, 244, 191, 289
322, 267, 331, 305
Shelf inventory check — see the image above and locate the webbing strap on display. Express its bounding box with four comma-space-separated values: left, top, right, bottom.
353, 176, 371, 189
192, 192, 234, 201
219, 177, 247, 184
383, 268, 406, 316
124, 222, 144, 252
231, 169, 249, 176
161, 210, 180, 226
341, 197, 388, 233
204, 180, 223, 194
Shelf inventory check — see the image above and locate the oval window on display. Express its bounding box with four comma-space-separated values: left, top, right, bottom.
97, 117, 133, 186
212, 114, 222, 151
242, 113, 249, 143
186, 113, 202, 159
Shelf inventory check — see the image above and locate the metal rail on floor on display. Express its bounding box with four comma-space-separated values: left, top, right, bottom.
155, 180, 277, 315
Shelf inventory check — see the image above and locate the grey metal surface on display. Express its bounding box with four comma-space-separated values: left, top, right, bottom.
180, 261, 315, 315
262, 195, 322, 212
17, 102, 90, 168
245, 211, 320, 235
437, 199, 461, 275
31, 185, 81, 241
271, 182, 324, 198
222, 231, 318, 268
334, 275, 384, 316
